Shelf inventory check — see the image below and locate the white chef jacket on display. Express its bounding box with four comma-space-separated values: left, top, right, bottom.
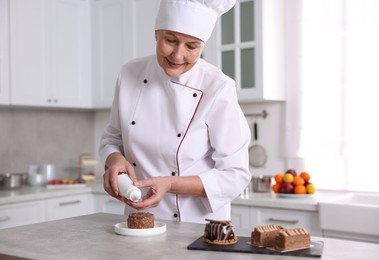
99, 55, 251, 224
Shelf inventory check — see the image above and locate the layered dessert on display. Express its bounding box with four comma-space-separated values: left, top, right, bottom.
203, 219, 238, 245
273, 228, 311, 251
251, 224, 284, 246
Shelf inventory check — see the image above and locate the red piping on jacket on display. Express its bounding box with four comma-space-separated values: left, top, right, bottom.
171, 81, 204, 222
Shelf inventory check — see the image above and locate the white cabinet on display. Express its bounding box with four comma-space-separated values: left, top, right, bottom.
47, 194, 92, 221
231, 205, 322, 236
0, 200, 47, 229
9, 0, 91, 108
0, 0, 10, 105
3, 0, 160, 109
91, 0, 160, 108
93, 193, 125, 215
203, 0, 285, 103
231, 205, 251, 229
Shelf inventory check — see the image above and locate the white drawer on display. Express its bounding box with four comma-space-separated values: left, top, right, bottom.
0, 200, 46, 229
47, 194, 92, 221
250, 207, 322, 236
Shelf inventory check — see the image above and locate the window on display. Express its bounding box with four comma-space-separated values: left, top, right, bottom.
285, 0, 379, 192
220, 0, 255, 90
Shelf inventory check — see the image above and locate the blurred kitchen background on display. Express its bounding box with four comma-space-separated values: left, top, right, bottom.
1, 0, 378, 192
1, 0, 379, 244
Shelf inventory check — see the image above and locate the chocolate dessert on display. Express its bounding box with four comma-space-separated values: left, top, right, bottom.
203, 219, 238, 245
251, 224, 284, 246
273, 228, 311, 251
127, 212, 154, 229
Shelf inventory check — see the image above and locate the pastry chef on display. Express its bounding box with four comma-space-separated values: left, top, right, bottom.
99, 0, 252, 224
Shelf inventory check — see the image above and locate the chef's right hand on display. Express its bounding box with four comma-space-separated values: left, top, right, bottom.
103, 152, 137, 203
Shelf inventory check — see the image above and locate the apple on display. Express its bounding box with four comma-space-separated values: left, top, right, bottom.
279, 183, 294, 194
48, 179, 62, 185
285, 169, 297, 177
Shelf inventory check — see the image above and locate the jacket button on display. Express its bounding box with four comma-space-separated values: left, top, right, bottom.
177, 133, 181, 138
132, 162, 137, 167
143, 79, 148, 84
173, 213, 178, 218
131, 121, 136, 125
171, 172, 176, 176
193, 93, 197, 97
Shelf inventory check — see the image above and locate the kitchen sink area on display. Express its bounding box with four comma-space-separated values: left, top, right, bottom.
318, 193, 379, 243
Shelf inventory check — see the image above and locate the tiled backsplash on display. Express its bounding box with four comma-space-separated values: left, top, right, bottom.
0, 108, 95, 179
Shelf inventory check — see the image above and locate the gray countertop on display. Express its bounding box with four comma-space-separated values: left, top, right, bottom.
0, 182, 350, 212
0, 213, 378, 260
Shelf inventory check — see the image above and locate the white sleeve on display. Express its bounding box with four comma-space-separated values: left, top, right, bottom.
98, 76, 124, 167
198, 81, 252, 212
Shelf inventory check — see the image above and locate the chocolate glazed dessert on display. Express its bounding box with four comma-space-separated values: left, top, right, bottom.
203, 219, 238, 245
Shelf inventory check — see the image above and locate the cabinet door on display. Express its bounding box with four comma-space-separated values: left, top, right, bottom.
92, 0, 159, 108
0, 0, 10, 105
49, 0, 91, 108
10, 0, 50, 106
0, 200, 47, 229
92, 0, 133, 108
231, 205, 251, 229
47, 194, 92, 221
92, 194, 125, 215
203, 0, 285, 102
10, 0, 91, 108
250, 207, 322, 236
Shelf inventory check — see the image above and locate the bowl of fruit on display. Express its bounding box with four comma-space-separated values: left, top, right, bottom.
272, 169, 317, 198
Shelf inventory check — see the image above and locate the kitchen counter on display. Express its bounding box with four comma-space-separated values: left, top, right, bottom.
0, 213, 378, 260
0, 181, 349, 212
0, 184, 93, 205
232, 189, 347, 211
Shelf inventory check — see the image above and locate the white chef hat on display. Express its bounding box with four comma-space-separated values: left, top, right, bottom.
155, 0, 236, 43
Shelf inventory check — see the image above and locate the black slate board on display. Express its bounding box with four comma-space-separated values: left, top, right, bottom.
187, 236, 323, 258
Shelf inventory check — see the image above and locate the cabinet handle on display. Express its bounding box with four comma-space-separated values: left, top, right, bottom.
0, 216, 11, 222
59, 200, 81, 206
267, 218, 299, 224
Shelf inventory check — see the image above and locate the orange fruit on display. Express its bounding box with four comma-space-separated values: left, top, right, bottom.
293, 176, 305, 186
282, 173, 294, 183
300, 172, 311, 182
294, 185, 307, 194
274, 174, 284, 184
272, 183, 280, 193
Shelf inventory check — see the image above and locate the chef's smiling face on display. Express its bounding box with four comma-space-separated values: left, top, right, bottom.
156, 30, 204, 78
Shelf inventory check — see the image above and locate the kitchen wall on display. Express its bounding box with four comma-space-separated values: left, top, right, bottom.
0, 107, 95, 179
0, 102, 286, 180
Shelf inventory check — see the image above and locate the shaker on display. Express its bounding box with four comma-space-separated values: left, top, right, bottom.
117, 173, 142, 202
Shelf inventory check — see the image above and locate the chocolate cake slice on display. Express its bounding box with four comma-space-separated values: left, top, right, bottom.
251, 224, 284, 246
273, 228, 311, 251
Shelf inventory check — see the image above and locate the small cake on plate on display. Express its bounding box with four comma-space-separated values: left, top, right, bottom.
127, 212, 154, 229
251, 224, 284, 246
203, 219, 238, 245
273, 228, 311, 251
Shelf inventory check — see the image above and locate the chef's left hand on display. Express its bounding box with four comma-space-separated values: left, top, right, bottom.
126, 176, 172, 210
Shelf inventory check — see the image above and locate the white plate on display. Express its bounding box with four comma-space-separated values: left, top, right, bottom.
275, 193, 317, 199
114, 221, 167, 237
